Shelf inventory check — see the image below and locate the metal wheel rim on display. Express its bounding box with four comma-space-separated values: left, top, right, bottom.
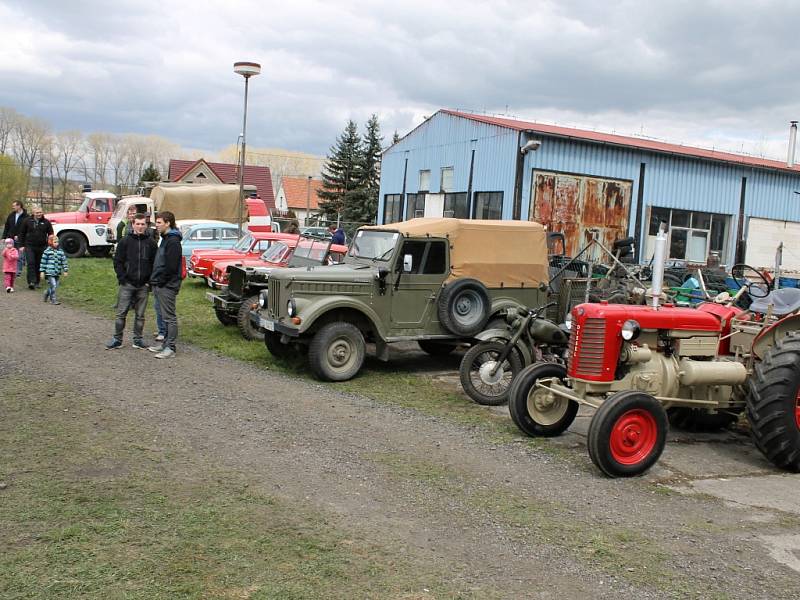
453, 290, 484, 327
526, 384, 569, 426
469, 351, 512, 398
327, 335, 357, 372
609, 409, 658, 465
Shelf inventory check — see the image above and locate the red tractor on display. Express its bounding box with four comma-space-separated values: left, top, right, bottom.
508, 263, 800, 477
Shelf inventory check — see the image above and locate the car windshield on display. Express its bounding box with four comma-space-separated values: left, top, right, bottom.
78, 197, 92, 213
232, 233, 254, 252
289, 235, 334, 266
348, 230, 398, 260
260, 242, 292, 264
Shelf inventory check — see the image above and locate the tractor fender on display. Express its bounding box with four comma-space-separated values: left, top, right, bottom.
472, 328, 533, 365
752, 313, 800, 360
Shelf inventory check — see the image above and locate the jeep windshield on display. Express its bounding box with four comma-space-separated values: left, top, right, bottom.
232, 233, 254, 252
260, 241, 292, 264
289, 235, 335, 267
349, 230, 399, 261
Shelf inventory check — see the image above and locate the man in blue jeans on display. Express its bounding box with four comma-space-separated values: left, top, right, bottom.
148, 211, 182, 359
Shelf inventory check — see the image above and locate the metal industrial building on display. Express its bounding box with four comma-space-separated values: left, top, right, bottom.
377, 110, 800, 269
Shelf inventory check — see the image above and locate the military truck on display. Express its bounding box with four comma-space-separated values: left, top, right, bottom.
251, 218, 550, 381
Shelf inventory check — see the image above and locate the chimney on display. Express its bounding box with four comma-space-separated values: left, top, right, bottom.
789, 121, 798, 168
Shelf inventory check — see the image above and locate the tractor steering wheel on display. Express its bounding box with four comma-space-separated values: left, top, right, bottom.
731, 264, 771, 299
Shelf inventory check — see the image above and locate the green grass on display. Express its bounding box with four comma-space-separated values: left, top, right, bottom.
0, 376, 490, 599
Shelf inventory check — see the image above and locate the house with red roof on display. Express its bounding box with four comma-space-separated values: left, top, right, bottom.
167, 158, 276, 212
274, 176, 323, 224
378, 109, 800, 269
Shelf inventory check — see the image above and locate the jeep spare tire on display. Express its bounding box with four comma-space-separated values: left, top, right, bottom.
437, 278, 491, 337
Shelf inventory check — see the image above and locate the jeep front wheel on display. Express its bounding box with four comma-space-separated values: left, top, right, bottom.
308, 322, 366, 381
237, 295, 264, 341
59, 232, 87, 258
747, 331, 800, 471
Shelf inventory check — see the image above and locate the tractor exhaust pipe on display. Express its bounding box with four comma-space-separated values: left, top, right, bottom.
789, 121, 798, 168
650, 224, 668, 310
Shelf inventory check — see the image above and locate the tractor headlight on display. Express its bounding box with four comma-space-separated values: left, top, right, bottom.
621, 319, 640, 341
287, 298, 297, 317
258, 290, 268, 309
565, 312, 573, 331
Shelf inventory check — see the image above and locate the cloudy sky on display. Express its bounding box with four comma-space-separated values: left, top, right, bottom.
1, 0, 798, 159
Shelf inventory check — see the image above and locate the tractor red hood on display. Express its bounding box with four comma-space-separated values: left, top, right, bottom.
575, 303, 721, 332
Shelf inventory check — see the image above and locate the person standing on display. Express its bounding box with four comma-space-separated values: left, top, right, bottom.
330, 224, 345, 245
3, 238, 19, 292
106, 213, 157, 350
2, 201, 28, 277
148, 211, 182, 359
18, 206, 53, 289
39, 235, 68, 304
116, 204, 137, 242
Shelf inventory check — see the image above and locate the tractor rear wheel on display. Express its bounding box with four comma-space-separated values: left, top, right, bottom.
587, 391, 668, 477
747, 332, 800, 471
508, 362, 578, 436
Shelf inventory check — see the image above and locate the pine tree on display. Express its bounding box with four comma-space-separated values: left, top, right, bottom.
317, 120, 364, 222
138, 162, 161, 184
392, 130, 401, 145
343, 114, 382, 224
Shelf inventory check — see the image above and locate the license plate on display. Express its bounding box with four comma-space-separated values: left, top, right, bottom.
260, 317, 275, 332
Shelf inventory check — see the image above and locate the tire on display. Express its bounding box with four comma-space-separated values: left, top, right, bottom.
667, 407, 738, 432
308, 322, 366, 381
236, 295, 264, 341
587, 391, 668, 477
264, 331, 293, 358
417, 340, 458, 356
508, 362, 578, 436
459, 341, 524, 406
87, 246, 111, 258
59, 232, 87, 258
437, 278, 491, 337
214, 307, 236, 326
746, 332, 800, 471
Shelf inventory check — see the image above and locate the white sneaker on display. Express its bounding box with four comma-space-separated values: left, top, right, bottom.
155, 348, 176, 359
5, 287, 9, 293
9, 287, 13, 293
147, 345, 164, 353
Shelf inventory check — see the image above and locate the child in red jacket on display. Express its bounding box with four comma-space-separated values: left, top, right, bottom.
3, 238, 19, 292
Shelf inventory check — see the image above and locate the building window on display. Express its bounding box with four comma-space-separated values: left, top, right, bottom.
440, 167, 454, 193
647, 206, 730, 263
473, 192, 503, 220
406, 193, 425, 219
195, 172, 207, 179
443, 192, 469, 219
383, 194, 402, 224
419, 170, 431, 192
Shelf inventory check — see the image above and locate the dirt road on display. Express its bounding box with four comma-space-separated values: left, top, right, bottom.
1, 290, 799, 599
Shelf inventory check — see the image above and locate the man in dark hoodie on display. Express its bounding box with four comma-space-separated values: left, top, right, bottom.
148, 211, 182, 359
18, 205, 53, 289
106, 214, 158, 350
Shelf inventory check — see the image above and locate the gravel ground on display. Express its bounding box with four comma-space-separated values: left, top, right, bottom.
1, 288, 799, 599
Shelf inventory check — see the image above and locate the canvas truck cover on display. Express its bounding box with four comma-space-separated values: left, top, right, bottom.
365, 218, 549, 288
150, 185, 241, 222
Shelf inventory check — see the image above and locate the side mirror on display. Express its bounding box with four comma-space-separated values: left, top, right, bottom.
377, 267, 390, 280
539, 281, 548, 292
403, 254, 413, 273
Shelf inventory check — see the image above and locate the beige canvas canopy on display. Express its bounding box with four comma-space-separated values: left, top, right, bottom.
365, 218, 549, 288
150, 185, 241, 222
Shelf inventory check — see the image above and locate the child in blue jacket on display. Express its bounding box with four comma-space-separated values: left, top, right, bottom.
39, 235, 69, 304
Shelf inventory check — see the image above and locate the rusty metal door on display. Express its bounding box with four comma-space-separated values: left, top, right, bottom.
530, 171, 631, 257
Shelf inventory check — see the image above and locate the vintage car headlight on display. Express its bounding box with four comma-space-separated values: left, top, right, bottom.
565, 312, 573, 331
621, 319, 640, 341
287, 298, 297, 317
258, 290, 268, 308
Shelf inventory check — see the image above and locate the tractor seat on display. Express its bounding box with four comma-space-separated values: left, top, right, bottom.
749, 287, 800, 316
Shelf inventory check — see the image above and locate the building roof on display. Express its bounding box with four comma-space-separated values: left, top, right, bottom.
168, 159, 276, 210
280, 176, 322, 210
441, 110, 800, 175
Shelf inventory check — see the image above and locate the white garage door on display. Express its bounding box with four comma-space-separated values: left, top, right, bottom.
746, 217, 800, 270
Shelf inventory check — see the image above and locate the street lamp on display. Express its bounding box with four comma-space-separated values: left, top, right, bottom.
233, 61, 261, 236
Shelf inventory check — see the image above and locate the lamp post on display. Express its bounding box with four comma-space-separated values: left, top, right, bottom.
233, 61, 261, 237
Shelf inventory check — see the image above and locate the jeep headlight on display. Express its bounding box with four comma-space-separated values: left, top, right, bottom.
287, 298, 297, 317
621, 319, 640, 341
565, 312, 573, 331
258, 290, 268, 309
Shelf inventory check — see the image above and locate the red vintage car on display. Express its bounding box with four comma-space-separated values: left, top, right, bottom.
188, 231, 299, 281
209, 237, 349, 287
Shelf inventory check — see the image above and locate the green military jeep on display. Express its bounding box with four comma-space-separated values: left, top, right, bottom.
251, 218, 550, 381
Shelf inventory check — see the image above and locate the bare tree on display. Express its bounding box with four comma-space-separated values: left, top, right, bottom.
12, 114, 50, 191
53, 130, 85, 206
86, 132, 112, 188
108, 134, 130, 194
0, 106, 19, 155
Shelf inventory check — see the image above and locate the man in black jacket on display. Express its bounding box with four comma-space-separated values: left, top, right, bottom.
18, 205, 53, 289
148, 211, 182, 359
106, 214, 158, 350
2, 201, 28, 277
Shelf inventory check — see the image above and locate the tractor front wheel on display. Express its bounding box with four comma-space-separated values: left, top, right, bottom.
508, 362, 578, 436
587, 391, 668, 478
747, 332, 800, 472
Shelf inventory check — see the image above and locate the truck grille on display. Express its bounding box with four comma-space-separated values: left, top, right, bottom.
228, 268, 246, 299
570, 318, 606, 378
268, 278, 281, 317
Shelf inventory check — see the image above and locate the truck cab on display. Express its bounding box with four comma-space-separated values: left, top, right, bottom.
48, 191, 118, 257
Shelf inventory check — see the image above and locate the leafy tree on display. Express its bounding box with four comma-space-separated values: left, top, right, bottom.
392, 130, 401, 145
0, 154, 26, 217
343, 114, 381, 224
139, 162, 161, 184
317, 120, 364, 221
